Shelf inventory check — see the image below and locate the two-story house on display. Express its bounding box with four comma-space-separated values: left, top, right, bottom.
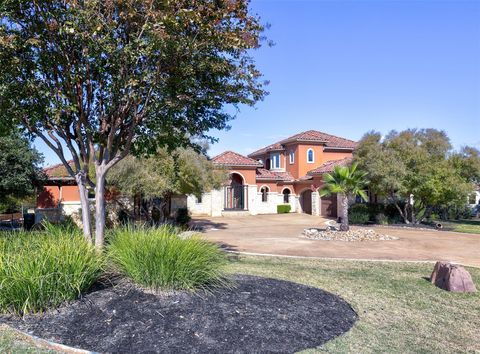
186, 130, 356, 217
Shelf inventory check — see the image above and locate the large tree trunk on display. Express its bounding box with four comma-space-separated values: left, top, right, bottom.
340, 193, 349, 231
94, 167, 107, 249
75, 172, 92, 243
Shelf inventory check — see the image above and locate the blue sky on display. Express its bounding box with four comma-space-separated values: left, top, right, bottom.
36, 0, 480, 166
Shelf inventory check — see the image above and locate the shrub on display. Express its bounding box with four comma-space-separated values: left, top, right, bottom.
0, 226, 104, 314
374, 213, 389, 225
108, 226, 228, 291
348, 204, 370, 224
176, 207, 191, 226
277, 204, 291, 214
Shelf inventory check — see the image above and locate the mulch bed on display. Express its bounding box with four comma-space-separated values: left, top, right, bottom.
1, 275, 357, 353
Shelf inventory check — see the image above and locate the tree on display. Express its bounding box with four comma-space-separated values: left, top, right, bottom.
0, 131, 44, 212
320, 163, 368, 231
0, 1, 267, 247
107, 147, 226, 221
354, 129, 477, 224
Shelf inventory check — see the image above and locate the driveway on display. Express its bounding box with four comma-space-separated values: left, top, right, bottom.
192, 214, 480, 267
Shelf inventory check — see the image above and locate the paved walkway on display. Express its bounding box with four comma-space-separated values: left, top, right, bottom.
192, 214, 480, 267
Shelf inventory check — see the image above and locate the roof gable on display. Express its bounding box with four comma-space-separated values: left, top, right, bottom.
212, 151, 262, 167
248, 130, 357, 157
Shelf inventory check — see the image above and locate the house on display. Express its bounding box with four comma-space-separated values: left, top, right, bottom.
35, 129, 357, 221
36, 162, 89, 223
186, 130, 357, 217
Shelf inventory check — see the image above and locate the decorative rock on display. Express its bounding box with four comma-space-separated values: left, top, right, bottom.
430, 261, 477, 293
302, 228, 397, 242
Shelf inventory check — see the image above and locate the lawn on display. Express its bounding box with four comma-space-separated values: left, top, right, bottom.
0, 256, 479, 353
442, 219, 480, 234
227, 256, 480, 354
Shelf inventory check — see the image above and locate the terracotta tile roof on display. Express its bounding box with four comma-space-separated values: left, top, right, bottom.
307, 157, 353, 175
280, 130, 357, 149
212, 151, 262, 167
248, 130, 357, 158
44, 161, 74, 178
248, 142, 284, 157
256, 168, 294, 181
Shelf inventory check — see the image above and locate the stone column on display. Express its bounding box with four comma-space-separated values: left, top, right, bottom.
211, 188, 223, 217
247, 185, 258, 215
311, 191, 320, 216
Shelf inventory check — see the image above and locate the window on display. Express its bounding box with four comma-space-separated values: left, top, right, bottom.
289, 150, 295, 164
196, 195, 202, 204
283, 188, 291, 203
271, 153, 280, 169
265, 158, 271, 170
307, 149, 314, 163
260, 186, 269, 202
469, 193, 477, 205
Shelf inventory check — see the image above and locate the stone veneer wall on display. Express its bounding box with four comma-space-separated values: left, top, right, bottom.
186, 185, 297, 217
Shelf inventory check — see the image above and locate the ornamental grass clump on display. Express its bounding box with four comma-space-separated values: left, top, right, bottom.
0, 225, 104, 315
108, 225, 228, 291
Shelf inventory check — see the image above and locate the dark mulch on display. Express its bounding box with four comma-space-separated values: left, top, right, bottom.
1, 275, 357, 353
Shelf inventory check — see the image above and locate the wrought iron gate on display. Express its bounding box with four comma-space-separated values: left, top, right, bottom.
224, 185, 248, 210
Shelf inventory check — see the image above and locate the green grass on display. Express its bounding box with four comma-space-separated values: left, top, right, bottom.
0, 255, 478, 352
0, 224, 104, 314
227, 256, 480, 353
108, 225, 228, 291
442, 218, 480, 234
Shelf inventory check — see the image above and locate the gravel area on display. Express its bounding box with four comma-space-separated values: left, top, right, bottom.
1, 275, 357, 353
303, 228, 398, 241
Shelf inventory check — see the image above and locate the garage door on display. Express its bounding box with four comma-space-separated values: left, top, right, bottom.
321, 194, 337, 217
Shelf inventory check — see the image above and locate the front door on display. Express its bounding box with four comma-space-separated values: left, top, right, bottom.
301, 190, 312, 215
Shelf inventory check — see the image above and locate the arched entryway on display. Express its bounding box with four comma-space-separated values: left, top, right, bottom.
300, 189, 312, 215
225, 173, 247, 210
282, 188, 291, 204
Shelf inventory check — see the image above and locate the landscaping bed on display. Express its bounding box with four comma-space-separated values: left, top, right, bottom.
1, 275, 357, 353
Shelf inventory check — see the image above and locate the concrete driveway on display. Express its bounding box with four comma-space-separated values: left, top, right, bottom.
192, 214, 480, 267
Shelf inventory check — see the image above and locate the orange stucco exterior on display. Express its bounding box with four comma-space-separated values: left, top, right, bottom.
37, 185, 80, 209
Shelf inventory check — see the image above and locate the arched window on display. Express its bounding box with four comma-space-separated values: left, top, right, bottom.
282, 188, 291, 203
307, 148, 314, 163
260, 186, 269, 202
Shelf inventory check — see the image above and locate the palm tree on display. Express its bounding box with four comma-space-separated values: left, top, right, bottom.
320, 163, 368, 231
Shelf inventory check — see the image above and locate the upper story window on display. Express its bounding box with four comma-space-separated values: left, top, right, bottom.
270, 152, 281, 169
307, 149, 315, 163
289, 150, 295, 164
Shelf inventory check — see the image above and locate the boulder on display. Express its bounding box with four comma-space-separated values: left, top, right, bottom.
430, 261, 476, 293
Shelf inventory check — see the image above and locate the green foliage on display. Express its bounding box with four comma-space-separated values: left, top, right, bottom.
348, 204, 370, 224
175, 208, 191, 226
0, 0, 267, 244
108, 147, 227, 200
354, 129, 478, 224
277, 204, 291, 214
108, 226, 228, 291
0, 225, 104, 314
320, 163, 368, 201
0, 131, 44, 208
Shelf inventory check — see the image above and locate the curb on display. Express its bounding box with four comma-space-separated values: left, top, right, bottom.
5, 325, 97, 354
227, 250, 480, 268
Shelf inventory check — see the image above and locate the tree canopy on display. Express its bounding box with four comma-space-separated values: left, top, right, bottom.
354, 129, 479, 223
108, 147, 226, 200
0, 0, 267, 246
0, 131, 44, 212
